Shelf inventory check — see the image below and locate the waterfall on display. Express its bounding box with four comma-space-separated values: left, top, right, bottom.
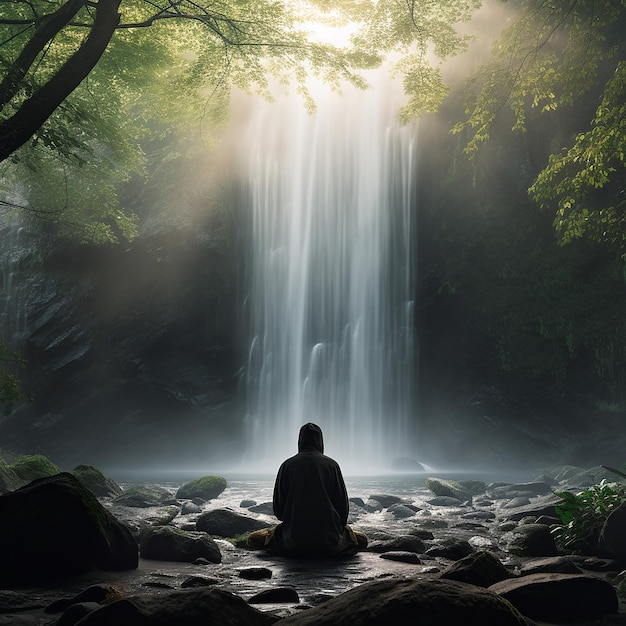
241, 73, 417, 474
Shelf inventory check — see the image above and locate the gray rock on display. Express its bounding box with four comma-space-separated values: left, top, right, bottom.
277, 578, 528, 625
72, 465, 123, 498
367, 493, 403, 507
424, 477, 472, 503
139, 526, 221, 563
440, 550, 511, 587
368, 535, 425, 554
239, 567, 272, 580
379, 551, 421, 564
364, 498, 383, 512
460, 510, 496, 520
427, 496, 463, 507
181, 576, 219, 588
388, 504, 417, 519
248, 502, 275, 515
425, 539, 474, 561
113, 485, 174, 508
503, 497, 531, 508
196, 508, 271, 536
240, 499, 257, 508
175, 476, 227, 500
490, 573, 618, 622
181, 501, 203, 514
501, 523, 557, 557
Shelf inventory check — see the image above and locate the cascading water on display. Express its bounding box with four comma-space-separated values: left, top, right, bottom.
241, 72, 417, 474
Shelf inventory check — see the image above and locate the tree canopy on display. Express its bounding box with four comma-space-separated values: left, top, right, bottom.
453, 0, 626, 247
0, 0, 480, 242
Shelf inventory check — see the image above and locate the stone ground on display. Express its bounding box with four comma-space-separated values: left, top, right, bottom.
3, 472, 626, 625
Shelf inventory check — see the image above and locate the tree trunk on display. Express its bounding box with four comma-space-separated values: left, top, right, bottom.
0, 0, 122, 163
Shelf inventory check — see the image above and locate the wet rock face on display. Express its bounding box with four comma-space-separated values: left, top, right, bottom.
0, 230, 240, 469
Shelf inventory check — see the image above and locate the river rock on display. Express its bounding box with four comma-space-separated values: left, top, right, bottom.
501, 523, 557, 557
425, 477, 473, 503
45, 584, 124, 613
425, 539, 474, 560
278, 578, 529, 625
181, 501, 203, 514
175, 476, 227, 500
440, 550, 512, 587
72, 465, 123, 498
489, 573, 618, 622
368, 534, 425, 553
196, 508, 271, 536
64, 588, 279, 625
427, 495, 464, 506
367, 493, 403, 507
379, 551, 420, 564
248, 502, 275, 515
139, 526, 221, 563
113, 485, 174, 508
0, 473, 138, 585
388, 503, 418, 518
504, 494, 561, 521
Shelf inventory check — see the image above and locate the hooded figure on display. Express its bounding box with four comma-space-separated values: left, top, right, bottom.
269, 423, 355, 557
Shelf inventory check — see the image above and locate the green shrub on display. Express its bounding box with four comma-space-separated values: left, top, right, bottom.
551, 480, 626, 552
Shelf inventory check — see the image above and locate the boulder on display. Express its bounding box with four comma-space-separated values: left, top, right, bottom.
0, 473, 138, 585
248, 502, 275, 515
598, 501, 626, 560
248, 588, 300, 604
367, 493, 403, 507
427, 496, 464, 507
72, 465, 123, 498
196, 508, 271, 536
113, 485, 174, 508
490, 573, 618, 622
501, 523, 557, 557
278, 578, 529, 625
61, 588, 279, 626
10, 454, 60, 482
440, 550, 512, 587
140, 526, 221, 563
176, 476, 227, 500
425, 539, 474, 561
424, 477, 473, 503
367, 535, 425, 554
388, 504, 417, 519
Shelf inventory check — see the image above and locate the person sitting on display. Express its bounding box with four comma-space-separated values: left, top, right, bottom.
248, 422, 367, 557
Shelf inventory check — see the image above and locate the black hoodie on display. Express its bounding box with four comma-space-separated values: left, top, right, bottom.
271, 423, 349, 557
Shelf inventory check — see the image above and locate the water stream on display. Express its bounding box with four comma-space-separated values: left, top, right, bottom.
240, 73, 418, 474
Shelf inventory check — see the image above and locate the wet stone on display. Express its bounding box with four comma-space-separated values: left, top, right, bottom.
248, 587, 300, 604
239, 567, 273, 580
379, 551, 421, 564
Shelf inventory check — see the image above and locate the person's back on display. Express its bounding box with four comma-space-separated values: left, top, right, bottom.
271, 423, 348, 556
248, 423, 366, 557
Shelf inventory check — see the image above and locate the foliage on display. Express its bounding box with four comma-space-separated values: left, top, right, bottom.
452, 0, 626, 246
0, 343, 30, 415
551, 480, 626, 552
0, 0, 483, 242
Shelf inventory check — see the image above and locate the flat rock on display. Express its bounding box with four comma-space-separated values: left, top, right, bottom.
520, 556, 583, 576
139, 526, 221, 563
379, 551, 420, 564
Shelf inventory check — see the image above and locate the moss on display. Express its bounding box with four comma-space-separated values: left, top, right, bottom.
0, 459, 23, 493
10, 455, 60, 482
72, 464, 122, 498
227, 532, 252, 548
176, 476, 227, 501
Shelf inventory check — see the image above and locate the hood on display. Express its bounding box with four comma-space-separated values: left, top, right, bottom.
297, 423, 324, 453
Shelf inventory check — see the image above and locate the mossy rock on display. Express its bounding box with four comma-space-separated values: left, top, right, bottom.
425, 477, 473, 503
113, 485, 174, 508
10, 455, 60, 482
176, 476, 227, 501
0, 459, 23, 494
72, 465, 123, 498
147, 506, 181, 526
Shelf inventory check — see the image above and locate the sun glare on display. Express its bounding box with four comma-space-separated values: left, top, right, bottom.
301, 19, 358, 48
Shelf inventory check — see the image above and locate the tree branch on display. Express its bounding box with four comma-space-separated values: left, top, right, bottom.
0, 0, 87, 111
0, 0, 122, 162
